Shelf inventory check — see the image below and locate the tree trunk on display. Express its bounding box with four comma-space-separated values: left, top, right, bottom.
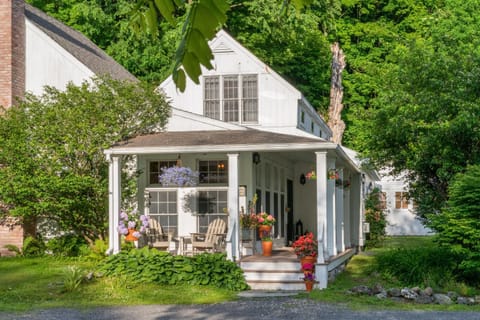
328, 42, 346, 145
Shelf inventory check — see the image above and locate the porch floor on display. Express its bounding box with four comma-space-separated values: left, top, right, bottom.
240, 246, 298, 263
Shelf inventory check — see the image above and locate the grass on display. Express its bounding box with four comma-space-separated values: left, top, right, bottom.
1, 236, 479, 313
309, 236, 480, 311
0, 256, 237, 312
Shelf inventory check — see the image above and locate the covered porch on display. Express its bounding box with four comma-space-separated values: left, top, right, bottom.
104, 129, 367, 289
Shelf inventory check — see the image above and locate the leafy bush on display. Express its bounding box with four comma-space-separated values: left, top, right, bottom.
46, 234, 89, 257
429, 164, 480, 285
4, 236, 46, 257
375, 247, 461, 288
364, 188, 387, 248
100, 248, 249, 291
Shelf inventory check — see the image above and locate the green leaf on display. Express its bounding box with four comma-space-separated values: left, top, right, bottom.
154, 0, 176, 25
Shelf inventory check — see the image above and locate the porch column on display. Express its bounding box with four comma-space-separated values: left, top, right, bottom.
315, 151, 327, 264
106, 154, 122, 255
326, 157, 336, 257
227, 153, 239, 261
350, 173, 362, 250
344, 186, 351, 249
336, 169, 345, 253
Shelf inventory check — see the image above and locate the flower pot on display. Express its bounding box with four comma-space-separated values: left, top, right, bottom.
262, 240, 273, 256
305, 280, 314, 292
258, 225, 272, 238
125, 228, 139, 242
301, 255, 316, 270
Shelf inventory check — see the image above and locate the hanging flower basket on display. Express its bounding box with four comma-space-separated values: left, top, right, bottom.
158, 166, 199, 187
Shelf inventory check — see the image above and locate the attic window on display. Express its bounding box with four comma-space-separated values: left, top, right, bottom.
203, 75, 258, 123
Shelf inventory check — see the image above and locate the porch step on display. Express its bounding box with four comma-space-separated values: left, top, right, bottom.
240, 250, 310, 291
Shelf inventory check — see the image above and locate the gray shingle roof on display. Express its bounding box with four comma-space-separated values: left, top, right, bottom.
25, 4, 137, 82
113, 129, 326, 149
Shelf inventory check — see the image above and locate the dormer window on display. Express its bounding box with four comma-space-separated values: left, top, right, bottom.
204, 74, 258, 123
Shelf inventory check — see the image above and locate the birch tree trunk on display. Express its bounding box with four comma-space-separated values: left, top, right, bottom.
328, 42, 346, 145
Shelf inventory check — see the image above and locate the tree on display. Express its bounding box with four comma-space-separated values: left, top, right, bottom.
128, 0, 318, 91
0, 77, 170, 243
360, 0, 480, 219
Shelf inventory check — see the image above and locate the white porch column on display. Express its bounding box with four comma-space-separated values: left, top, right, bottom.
336, 169, 345, 253
343, 187, 351, 249
106, 154, 122, 254
227, 153, 239, 261
315, 151, 327, 264
326, 157, 336, 257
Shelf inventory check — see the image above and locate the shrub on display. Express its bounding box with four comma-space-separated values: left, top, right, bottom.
429, 164, 480, 285
100, 248, 249, 291
4, 236, 46, 257
375, 247, 461, 288
364, 188, 387, 248
46, 234, 89, 257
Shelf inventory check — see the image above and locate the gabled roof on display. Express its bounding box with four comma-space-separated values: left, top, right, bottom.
25, 4, 137, 82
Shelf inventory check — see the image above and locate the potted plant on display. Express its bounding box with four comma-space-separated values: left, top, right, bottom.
158, 166, 199, 187
261, 235, 273, 256
292, 232, 318, 266
256, 212, 275, 238
117, 208, 149, 242
302, 271, 316, 292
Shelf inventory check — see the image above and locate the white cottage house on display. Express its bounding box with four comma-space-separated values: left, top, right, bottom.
105, 30, 378, 289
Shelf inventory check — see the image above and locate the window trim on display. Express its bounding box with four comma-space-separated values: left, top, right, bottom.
203, 74, 258, 124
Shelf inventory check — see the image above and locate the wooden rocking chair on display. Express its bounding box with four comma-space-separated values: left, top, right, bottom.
191, 218, 227, 254
147, 218, 173, 251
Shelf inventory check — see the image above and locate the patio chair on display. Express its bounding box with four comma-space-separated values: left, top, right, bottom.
191, 218, 227, 254
147, 218, 173, 251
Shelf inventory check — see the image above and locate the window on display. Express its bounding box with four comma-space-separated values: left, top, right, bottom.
149, 160, 177, 185
379, 192, 387, 210
197, 190, 228, 233
198, 160, 228, 184
203, 74, 258, 123
395, 192, 409, 209
148, 190, 177, 235
301, 110, 305, 124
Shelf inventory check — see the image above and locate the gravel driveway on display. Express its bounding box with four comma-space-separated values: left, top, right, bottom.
2, 296, 480, 320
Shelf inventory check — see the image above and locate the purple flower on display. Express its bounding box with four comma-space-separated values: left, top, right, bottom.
158, 166, 199, 187
120, 211, 128, 220
127, 220, 136, 229
132, 231, 141, 238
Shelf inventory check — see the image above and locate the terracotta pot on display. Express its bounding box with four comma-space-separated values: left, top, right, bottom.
300, 255, 316, 270
258, 225, 272, 238
305, 280, 314, 292
262, 240, 273, 256
125, 228, 139, 242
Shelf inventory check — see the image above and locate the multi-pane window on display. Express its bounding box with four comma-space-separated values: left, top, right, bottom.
379, 192, 387, 210
147, 190, 178, 235
203, 74, 258, 123
395, 191, 409, 209
223, 76, 239, 122
198, 160, 228, 184
197, 190, 228, 233
149, 160, 177, 185
204, 77, 220, 119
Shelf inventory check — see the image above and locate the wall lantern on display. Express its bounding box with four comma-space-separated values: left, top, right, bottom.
299, 173, 306, 185
252, 152, 261, 165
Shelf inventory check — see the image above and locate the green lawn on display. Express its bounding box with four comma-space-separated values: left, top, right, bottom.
1, 236, 478, 312
0, 256, 237, 312
310, 236, 480, 311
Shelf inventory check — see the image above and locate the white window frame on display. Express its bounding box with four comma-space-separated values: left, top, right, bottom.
203, 74, 258, 124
